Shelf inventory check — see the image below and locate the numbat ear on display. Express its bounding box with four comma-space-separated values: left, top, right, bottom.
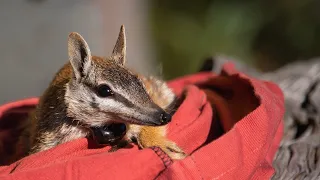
111, 25, 126, 65
68, 32, 92, 81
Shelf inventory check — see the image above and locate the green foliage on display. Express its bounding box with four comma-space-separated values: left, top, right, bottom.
150, 0, 320, 79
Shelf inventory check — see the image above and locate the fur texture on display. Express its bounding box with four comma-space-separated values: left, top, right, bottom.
16, 25, 185, 160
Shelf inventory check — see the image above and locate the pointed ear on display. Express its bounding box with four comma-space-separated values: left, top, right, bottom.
111, 25, 126, 65
68, 32, 92, 81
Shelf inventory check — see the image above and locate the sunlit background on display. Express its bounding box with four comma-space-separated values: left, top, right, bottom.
1, 0, 320, 103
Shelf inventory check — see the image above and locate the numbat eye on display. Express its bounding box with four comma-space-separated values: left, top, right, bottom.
97, 84, 114, 97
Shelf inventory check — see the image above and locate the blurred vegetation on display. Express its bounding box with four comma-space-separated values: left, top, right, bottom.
149, 0, 320, 79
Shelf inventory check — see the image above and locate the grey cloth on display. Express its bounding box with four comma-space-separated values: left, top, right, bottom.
200, 56, 320, 180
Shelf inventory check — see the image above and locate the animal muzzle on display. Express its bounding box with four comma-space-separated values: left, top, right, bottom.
145, 111, 172, 126
158, 111, 172, 125
133, 110, 173, 126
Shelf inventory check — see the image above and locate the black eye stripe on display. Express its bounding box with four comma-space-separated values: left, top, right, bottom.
83, 82, 137, 109
113, 93, 135, 108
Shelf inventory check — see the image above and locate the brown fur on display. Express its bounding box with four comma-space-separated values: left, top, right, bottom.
13, 25, 185, 161
128, 76, 186, 159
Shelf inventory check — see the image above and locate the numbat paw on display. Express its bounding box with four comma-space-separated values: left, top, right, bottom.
159, 140, 187, 160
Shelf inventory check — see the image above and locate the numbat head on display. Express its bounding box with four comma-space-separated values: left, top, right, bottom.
65, 26, 172, 127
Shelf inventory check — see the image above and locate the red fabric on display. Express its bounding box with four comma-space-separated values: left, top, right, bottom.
0, 62, 284, 180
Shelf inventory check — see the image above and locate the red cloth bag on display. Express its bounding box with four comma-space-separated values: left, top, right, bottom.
0, 62, 284, 180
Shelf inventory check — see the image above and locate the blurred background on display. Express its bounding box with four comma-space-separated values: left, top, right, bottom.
1, 0, 320, 104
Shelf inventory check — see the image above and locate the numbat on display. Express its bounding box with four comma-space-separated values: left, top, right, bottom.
15, 25, 186, 162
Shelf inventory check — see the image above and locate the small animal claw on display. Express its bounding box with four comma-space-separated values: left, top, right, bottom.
163, 140, 187, 160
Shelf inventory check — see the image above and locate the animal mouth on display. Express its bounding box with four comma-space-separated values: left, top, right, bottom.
119, 114, 164, 126
91, 123, 127, 145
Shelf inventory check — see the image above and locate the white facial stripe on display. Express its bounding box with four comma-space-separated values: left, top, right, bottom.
95, 97, 153, 122
96, 98, 127, 111
94, 80, 143, 109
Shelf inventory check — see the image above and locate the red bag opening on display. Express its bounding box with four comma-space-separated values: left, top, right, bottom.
0, 62, 284, 180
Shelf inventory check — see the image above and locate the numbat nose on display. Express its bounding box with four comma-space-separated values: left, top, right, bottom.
159, 112, 172, 125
